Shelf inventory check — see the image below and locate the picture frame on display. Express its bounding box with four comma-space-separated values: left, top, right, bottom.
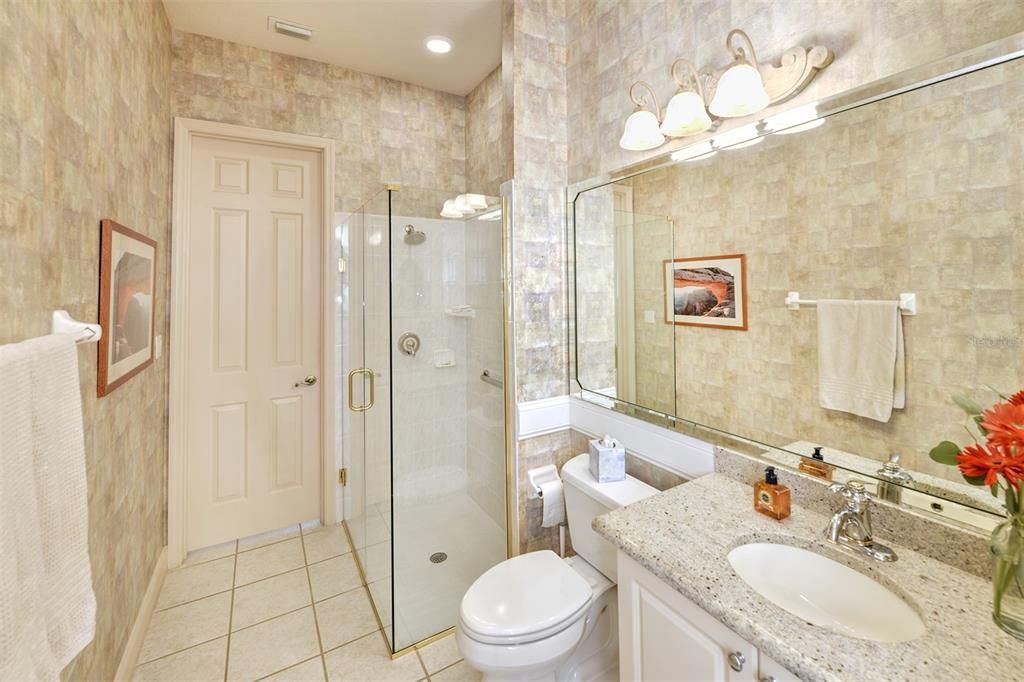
97, 219, 157, 396
663, 253, 747, 330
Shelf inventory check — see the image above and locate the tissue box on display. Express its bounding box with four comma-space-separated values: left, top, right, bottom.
589, 438, 626, 483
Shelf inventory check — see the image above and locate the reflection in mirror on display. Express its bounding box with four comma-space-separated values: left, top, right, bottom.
572, 52, 1024, 527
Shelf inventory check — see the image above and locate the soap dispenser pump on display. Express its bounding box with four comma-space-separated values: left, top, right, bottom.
754, 466, 791, 520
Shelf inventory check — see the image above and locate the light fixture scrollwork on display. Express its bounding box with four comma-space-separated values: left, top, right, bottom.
761, 45, 834, 104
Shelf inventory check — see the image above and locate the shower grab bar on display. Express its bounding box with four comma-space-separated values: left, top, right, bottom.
480, 369, 503, 389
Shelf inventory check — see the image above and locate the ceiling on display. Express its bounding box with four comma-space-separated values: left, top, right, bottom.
163, 0, 502, 96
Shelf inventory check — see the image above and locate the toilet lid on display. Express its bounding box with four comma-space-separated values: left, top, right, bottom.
460, 550, 593, 642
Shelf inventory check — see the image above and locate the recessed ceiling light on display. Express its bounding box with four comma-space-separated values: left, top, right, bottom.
425, 36, 453, 54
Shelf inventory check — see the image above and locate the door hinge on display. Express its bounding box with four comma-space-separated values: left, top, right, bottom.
338, 467, 347, 486
337, 257, 346, 273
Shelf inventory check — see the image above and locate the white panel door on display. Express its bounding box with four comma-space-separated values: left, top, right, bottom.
619, 553, 758, 682
185, 135, 322, 550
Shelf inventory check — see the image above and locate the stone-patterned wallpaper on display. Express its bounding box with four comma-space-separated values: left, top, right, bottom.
466, 66, 506, 197
172, 31, 468, 214
621, 56, 1024, 480
0, 1, 172, 680
566, 0, 1024, 183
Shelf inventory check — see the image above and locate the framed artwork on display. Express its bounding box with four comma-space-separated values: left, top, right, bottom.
98, 219, 157, 396
663, 254, 747, 330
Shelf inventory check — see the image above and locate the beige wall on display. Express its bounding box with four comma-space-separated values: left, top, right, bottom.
0, 1, 173, 679
172, 31, 468, 213
618, 55, 1024, 481
566, 0, 1024, 183
466, 66, 506, 196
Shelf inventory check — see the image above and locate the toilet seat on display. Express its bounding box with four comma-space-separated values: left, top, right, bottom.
459, 550, 593, 645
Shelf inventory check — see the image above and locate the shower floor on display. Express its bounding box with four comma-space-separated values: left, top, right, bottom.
360, 491, 506, 650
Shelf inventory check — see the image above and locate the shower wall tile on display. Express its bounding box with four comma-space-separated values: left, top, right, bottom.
466, 66, 506, 197
0, 1, 172, 680
172, 31, 467, 215
566, 0, 1024, 184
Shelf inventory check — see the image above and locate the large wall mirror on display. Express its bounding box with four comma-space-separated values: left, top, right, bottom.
569, 36, 1024, 531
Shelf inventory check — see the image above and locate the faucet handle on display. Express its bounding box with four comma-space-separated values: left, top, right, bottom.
830, 480, 872, 506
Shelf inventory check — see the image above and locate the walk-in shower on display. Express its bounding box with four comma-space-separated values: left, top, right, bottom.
336, 186, 511, 654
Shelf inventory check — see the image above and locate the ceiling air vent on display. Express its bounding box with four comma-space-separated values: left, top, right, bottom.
269, 16, 313, 40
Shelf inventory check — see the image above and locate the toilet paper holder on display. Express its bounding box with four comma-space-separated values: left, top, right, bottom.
527, 464, 559, 499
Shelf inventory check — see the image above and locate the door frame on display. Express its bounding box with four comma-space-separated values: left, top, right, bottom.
168, 117, 336, 567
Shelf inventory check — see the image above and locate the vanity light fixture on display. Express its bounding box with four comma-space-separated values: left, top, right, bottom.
708, 29, 770, 118
617, 28, 832, 153
440, 200, 463, 218
476, 208, 502, 221
660, 60, 713, 137
618, 82, 666, 151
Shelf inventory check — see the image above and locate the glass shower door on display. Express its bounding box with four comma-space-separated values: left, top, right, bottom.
344, 189, 395, 649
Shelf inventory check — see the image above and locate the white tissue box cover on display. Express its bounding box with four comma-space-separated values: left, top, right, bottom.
588, 439, 625, 482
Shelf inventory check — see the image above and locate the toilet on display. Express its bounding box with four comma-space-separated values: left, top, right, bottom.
456, 453, 658, 681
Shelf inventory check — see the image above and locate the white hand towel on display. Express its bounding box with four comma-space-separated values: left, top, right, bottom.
539, 480, 565, 528
1, 338, 58, 681
0, 334, 96, 681
817, 300, 905, 423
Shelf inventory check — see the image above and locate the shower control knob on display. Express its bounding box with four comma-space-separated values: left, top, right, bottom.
398, 332, 420, 357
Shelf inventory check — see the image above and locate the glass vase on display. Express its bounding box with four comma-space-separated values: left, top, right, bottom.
991, 516, 1024, 639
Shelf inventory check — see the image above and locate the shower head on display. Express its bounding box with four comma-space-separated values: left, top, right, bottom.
403, 224, 426, 245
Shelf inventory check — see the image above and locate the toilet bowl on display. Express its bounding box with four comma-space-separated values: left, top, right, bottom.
457, 453, 658, 681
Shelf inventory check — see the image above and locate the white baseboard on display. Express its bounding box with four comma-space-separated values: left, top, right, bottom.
114, 546, 168, 681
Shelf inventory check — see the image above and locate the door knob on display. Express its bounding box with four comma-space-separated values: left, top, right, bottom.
295, 375, 318, 387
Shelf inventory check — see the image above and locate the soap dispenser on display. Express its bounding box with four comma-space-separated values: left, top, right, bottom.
753, 466, 791, 520
799, 446, 834, 480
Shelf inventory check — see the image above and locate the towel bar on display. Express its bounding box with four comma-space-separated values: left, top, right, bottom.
785, 292, 916, 316
52, 310, 103, 344
480, 369, 503, 388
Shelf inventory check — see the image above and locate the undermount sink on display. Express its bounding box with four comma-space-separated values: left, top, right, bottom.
728, 543, 926, 643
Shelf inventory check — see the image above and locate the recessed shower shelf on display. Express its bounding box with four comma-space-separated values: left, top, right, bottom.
445, 306, 476, 318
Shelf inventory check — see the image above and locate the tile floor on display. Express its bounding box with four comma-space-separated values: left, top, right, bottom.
133, 522, 480, 681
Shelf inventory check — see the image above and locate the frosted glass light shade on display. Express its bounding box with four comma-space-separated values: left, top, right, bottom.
453, 194, 473, 214
709, 62, 769, 118
660, 91, 712, 137
619, 109, 665, 151
440, 200, 463, 218
465, 193, 488, 210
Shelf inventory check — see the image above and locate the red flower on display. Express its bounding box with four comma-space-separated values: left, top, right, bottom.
981, 402, 1024, 453
956, 442, 1024, 489
1009, 390, 1024, 407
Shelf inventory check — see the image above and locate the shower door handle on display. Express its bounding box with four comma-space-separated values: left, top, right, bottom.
347, 368, 375, 412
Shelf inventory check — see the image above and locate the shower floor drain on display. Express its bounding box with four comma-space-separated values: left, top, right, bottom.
429, 552, 448, 564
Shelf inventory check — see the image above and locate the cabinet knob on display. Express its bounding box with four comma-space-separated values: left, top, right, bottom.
760, 677, 777, 682
728, 651, 746, 672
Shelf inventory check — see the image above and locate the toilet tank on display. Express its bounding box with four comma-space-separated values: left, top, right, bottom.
561, 453, 658, 581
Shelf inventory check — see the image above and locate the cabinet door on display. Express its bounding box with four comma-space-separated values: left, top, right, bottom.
619, 553, 758, 682
758, 652, 801, 682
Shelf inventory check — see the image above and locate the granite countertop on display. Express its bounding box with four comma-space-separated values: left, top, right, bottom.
593, 473, 1024, 682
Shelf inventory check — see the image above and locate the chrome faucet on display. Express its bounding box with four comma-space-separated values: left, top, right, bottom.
825, 480, 897, 562
876, 453, 913, 504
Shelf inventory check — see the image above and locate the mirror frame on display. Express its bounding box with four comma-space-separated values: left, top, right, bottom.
565, 31, 1024, 519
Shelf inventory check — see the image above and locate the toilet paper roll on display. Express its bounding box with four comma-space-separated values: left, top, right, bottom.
539, 479, 565, 528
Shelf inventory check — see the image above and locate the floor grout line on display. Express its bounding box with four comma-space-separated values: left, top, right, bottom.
153, 586, 234, 614
134, 633, 229, 668
300, 525, 331, 682
223, 546, 239, 682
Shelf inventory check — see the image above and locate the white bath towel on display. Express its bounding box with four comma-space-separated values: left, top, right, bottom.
817, 300, 905, 423
0, 335, 95, 680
